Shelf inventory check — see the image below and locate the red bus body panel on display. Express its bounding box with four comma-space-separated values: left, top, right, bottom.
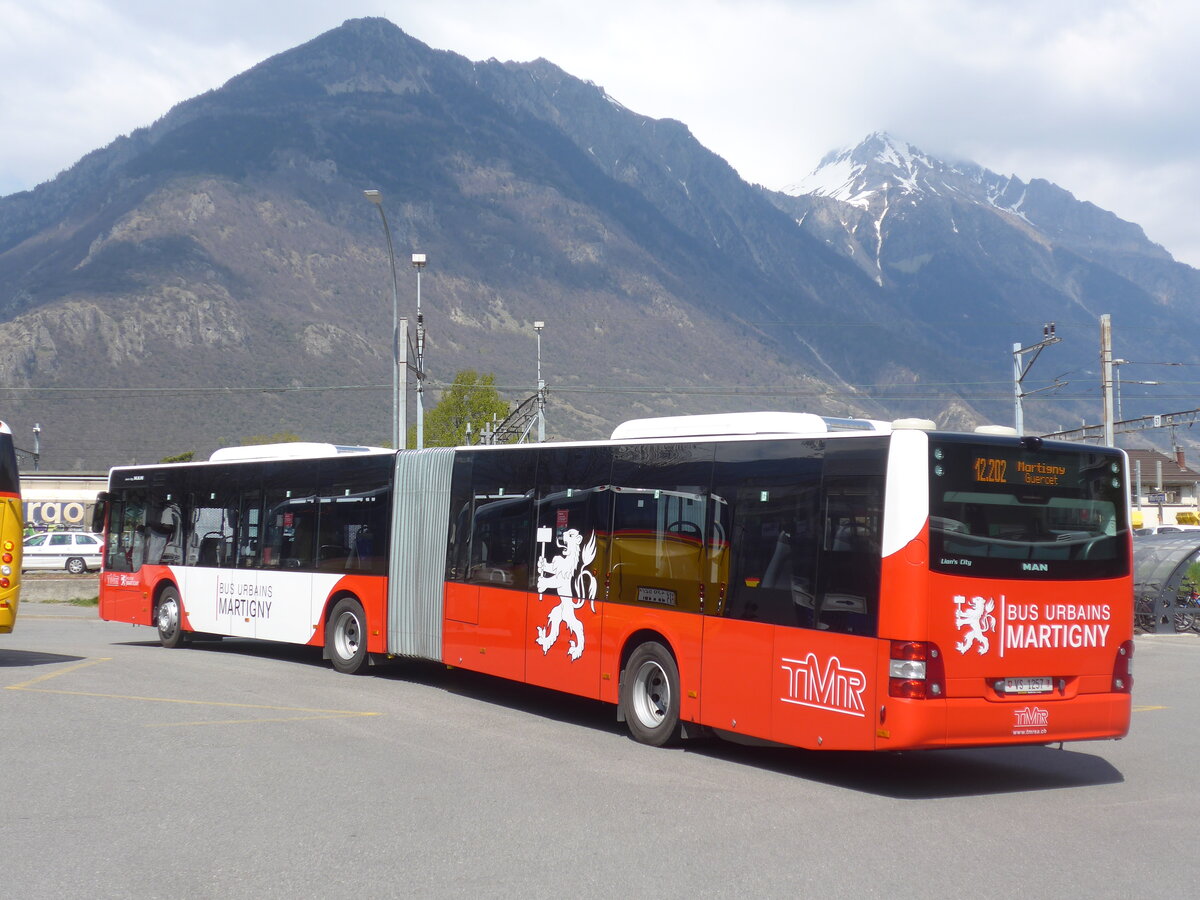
872, 528, 1133, 750
442, 584, 527, 682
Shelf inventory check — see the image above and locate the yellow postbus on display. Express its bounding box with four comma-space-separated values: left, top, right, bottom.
0, 421, 22, 632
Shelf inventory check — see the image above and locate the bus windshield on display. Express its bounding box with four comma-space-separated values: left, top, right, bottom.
0, 431, 18, 497
928, 437, 1128, 580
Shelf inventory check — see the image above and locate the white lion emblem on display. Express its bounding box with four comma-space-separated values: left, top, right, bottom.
953, 595, 995, 655
535, 528, 597, 661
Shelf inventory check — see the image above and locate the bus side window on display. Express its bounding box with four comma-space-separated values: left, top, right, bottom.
263, 493, 316, 570
445, 454, 474, 582
469, 493, 534, 588
723, 484, 820, 627
816, 476, 882, 636
465, 447, 539, 591
710, 439, 825, 627
608, 443, 714, 613
143, 502, 182, 566
314, 477, 390, 575
237, 491, 262, 568
187, 499, 237, 567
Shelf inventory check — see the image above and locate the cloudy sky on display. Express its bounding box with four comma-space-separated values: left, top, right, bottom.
4, 0, 1199, 264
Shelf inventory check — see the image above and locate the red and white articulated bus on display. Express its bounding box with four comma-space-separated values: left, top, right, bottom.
96, 413, 1133, 750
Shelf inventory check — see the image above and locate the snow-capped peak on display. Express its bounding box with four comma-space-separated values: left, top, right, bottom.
780, 132, 1047, 227
782, 132, 939, 208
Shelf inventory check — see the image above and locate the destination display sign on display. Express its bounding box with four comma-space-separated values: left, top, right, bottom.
971, 455, 1069, 487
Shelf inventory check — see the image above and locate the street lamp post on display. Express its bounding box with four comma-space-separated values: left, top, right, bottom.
32, 423, 41, 472
363, 189, 405, 451
534, 320, 546, 442
411, 253, 427, 450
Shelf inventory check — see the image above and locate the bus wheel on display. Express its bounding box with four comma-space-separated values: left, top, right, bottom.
156, 587, 187, 649
621, 641, 681, 747
328, 597, 369, 675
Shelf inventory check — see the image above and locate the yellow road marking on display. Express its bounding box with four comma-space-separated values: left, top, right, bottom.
147, 713, 379, 728
4, 656, 110, 689
6, 657, 380, 727
1133, 705, 1167, 711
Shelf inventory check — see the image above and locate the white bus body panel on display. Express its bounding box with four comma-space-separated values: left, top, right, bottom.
170, 566, 344, 643
882, 429, 930, 558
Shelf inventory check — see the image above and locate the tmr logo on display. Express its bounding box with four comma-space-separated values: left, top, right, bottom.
1013, 706, 1050, 735
780, 653, 867, 718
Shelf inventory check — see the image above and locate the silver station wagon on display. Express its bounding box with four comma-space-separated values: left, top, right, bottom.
22, 531, 104, 574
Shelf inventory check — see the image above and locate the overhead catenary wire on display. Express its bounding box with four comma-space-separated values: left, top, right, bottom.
2, 380, 1195, 401
0, 375, 1152, 394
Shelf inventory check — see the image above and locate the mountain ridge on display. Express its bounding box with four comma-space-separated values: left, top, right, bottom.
1, 19, 1195, 469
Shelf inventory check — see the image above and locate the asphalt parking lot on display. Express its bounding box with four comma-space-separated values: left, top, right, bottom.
3, 602, 1199, 899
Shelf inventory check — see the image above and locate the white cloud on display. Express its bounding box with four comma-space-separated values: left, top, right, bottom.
2, 0, 1199, 265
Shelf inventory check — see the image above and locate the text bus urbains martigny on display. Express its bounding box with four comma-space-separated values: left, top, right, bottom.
96, 413, 1133, 751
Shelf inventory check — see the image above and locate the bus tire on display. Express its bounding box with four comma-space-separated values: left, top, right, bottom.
620, 641, 681, 747
328, 597, 370, 675
156, 587, 187, 649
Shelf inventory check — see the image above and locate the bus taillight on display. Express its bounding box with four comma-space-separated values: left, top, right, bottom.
889, 640, 945, 700
1112, 640, 1134, 693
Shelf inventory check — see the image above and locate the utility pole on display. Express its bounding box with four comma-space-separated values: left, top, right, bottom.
412, 253, 427, 450
534, 320, 546, 442
1101, 314, 1114, 446
1012, 323, 1061, 436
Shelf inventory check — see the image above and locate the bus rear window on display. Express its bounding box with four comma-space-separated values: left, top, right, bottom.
928, 438, 1129, 580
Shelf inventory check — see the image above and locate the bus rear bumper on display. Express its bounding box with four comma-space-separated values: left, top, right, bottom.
0, 599, 16, 633
876, 692, 1132, 750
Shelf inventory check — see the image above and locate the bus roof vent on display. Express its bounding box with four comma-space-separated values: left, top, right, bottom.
891, 418, 937, 431
974, 425, 1019, 436
209, 442, 389, 462
821, 416, 886, 432
610, 412, 886, 440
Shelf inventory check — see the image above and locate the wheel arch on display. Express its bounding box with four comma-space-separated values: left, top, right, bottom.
619, 628, 677, 670
150, 578, 181, 617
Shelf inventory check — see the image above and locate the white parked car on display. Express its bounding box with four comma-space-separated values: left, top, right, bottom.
22, 531, 104, 574
1134, 524, 1200, 536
